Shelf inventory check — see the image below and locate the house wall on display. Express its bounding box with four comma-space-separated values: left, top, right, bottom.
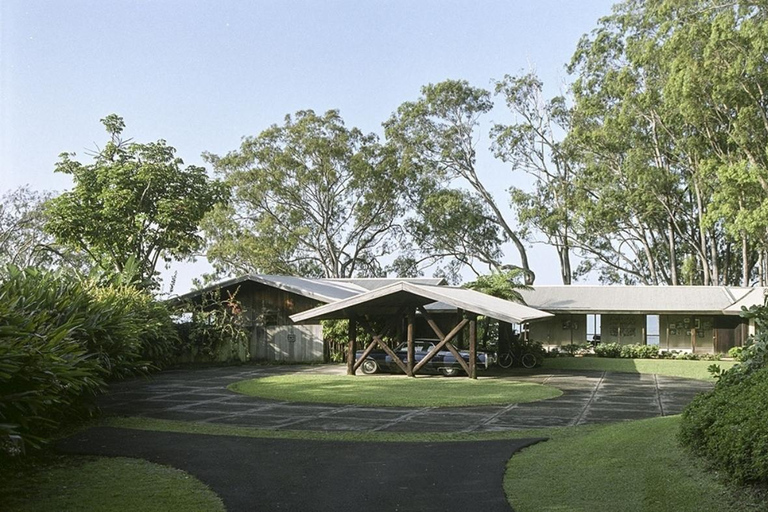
236, 282, 325, 362
529, 314, 587, 346
601, 314, 646, 345
660, 315, 716, 353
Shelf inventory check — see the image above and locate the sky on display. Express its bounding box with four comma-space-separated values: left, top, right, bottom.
1, 0, 616, 295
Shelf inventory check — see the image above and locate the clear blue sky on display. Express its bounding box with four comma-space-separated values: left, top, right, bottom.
1, 0, 615, 294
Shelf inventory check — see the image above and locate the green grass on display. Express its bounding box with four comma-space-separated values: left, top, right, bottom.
2, 456, 224, 512
227, 374, 562, 407
505, 416, 767, 512
543, 357, 737, 380
104, 415, 571, 442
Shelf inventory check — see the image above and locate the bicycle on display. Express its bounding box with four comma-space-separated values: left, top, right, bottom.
496, 341, 544, 369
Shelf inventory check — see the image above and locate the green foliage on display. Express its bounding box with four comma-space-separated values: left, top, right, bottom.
0, 266, 180, 453
385, 79, 534, 283
203, 109, 408, 279
727, 346, 745, 360
680, 302, 768, 484
619, 344, 659, 359
463, 268, 531, 303
560, 343, 592, 356
594, 342, 622, 358
45, 115, 225, 288
174, 290, 250, 362
680, 366, 768, 484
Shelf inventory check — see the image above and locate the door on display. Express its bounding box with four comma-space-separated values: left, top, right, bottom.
713, 316, 740, 353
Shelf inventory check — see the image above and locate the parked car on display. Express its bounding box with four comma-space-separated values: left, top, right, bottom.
356, 338, 493, 376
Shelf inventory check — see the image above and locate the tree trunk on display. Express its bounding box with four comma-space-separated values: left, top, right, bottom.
668, 222, 678, 285
742, 232, 750, 287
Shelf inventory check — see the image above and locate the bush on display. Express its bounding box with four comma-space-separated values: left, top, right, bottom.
0, 266, 180, 454
594, 342, 622, 358
561, 343, 592, 356
680, 302, 768, 485
0, 267, 107, 449
728, 346, 745, 360
679, 365, 768, 484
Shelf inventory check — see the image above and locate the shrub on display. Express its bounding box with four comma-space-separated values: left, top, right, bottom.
728, 346, 745, 360
679, 365, 768, 484
618, 344, 659, 359
594, 342, 622, 358
174, 290, 250, 362
0, 267, 107, 449
0, 266, 179, 454
561, 343, 591, 356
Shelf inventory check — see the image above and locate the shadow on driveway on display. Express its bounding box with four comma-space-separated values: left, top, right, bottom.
57, 427, 544, 512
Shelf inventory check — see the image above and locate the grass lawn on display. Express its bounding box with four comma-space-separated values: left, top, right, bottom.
505, 416, 767, 512
228, 374, 562, 407
2, 456, 224, 512
543, 356, 737, 380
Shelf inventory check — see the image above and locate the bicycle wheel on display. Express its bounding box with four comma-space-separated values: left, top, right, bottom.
520, 352, 537, 369
498, 352, 514, 369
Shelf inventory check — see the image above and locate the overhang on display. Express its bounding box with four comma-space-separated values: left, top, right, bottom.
290, 281, 553, 324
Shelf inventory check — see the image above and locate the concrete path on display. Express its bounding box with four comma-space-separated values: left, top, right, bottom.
100, 365, 713, 432
58, 427, 543, 512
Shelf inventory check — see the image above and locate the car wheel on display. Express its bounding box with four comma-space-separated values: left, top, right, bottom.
361, 359, 379, 374
521, 353, 537, 369
498, 352, 514, 369
440, 367, 460, 377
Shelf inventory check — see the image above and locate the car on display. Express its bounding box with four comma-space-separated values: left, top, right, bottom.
356, 338, 493, 376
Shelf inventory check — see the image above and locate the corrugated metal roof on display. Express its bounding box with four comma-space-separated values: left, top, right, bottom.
520, 285, 767, 315
290, 282, 553, 324
327, 277, 446, 290
172, 275, 446, 304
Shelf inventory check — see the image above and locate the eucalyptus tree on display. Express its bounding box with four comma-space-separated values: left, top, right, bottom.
566, 0, 768, 285
46, 115, 225, 288
0, 187, 60, 270
203, 109, 410, 278
385, 80, 535, 284
492, 73, 578, 284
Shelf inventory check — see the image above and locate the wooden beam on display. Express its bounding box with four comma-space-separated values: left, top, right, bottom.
406, 308, 415, 377
346, 314, 357, 375
353, 318, 396, 372
417, 305, 446, 339
443, 339, 471, 375
359, 317, 409, 374
468, 314, 477, 380
413, 318, 469, 374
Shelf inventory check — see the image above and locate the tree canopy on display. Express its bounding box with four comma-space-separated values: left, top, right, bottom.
45, 115, 225, 288
203, 109, 412, 278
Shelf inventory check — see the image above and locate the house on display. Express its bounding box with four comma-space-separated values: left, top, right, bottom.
172, 275, 446, 363
176, 276, 765, 362
519, 285, 766, 353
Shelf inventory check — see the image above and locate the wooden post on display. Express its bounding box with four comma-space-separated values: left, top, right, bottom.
468, 314, 477, 380
347, 315, 357, 375
406, 309, 415, 377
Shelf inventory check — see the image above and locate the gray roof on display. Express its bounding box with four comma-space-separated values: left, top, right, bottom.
290, 282, 553, 324
520, 285, 766, 315
172, 275, 445, 304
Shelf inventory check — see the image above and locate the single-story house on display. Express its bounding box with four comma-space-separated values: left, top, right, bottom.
175, 277, 766, 361
519, 286, 766, 353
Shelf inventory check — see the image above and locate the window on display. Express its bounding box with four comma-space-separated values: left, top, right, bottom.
586, 314, 601, 343
646, 315, 660, 345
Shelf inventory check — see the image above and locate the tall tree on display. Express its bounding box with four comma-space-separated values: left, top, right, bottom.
385, 80, 535, 284
493, 73, 578, 284
203, 109, 410, 278
45, 115, 224, 288
566, 0, 768, 285
0, 187, 60, 270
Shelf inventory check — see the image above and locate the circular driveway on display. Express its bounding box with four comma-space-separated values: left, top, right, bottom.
100, 365, 713, 432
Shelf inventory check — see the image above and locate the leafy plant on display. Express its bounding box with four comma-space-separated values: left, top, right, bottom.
594, 342, 622, 358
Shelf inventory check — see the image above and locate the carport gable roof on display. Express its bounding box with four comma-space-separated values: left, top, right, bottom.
289, 281, 553, 324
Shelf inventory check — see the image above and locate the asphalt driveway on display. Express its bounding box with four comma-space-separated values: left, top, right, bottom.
58, 427, 544, 512
99, 365, 713, 432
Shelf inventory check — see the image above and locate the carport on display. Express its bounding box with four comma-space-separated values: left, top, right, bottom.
290, 282, 552, 379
